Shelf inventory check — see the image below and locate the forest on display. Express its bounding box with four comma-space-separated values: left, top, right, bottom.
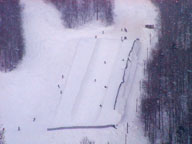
0, 0, 24, 72
47, 0, 114, 28
141, 0, 192, 143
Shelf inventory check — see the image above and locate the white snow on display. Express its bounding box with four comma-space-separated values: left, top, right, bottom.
0, 0, 158, 143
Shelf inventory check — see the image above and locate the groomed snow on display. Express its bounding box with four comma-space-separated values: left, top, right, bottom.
0, 0, 158, 143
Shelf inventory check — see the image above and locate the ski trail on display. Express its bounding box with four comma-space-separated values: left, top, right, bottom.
54, 38, 97, 126
52, 39, 81, 121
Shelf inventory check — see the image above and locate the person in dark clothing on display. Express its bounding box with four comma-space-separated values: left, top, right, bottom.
18, 126, 20, 131
104, 86, 108, 89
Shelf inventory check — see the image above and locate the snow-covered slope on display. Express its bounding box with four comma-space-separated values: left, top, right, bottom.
0, 0, 158, 143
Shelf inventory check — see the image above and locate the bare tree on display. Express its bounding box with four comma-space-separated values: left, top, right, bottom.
141, 0, 192, 143
0, 0, 24, 72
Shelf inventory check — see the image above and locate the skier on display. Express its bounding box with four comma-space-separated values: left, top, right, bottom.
62, 75, 64, 79
33, 118, 36, 122
124, 28, 127, 32
18, 126, 20, 131
104, 86, 108, 89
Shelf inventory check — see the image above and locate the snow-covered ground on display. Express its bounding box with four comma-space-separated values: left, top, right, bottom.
0, 0, 158, 143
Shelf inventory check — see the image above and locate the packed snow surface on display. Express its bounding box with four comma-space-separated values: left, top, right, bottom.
0, 0, 158, 143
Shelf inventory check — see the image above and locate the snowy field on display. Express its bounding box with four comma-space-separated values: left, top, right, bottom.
0, 0, 158, 143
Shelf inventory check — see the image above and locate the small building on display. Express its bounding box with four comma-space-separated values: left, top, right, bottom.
145, 24, 155, 29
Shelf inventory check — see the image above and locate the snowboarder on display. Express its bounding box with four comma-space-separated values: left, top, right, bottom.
124, 28, 127, 32
33, 117, 36, 122
18, 126, 20, 131
99, 104, 102, 108
104, 85, 108, 89
124, 36, 127, 40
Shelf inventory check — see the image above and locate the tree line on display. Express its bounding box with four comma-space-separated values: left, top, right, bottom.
0, 0, 24, 72
46, 0, 114, 28
141, 0, 192, 143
